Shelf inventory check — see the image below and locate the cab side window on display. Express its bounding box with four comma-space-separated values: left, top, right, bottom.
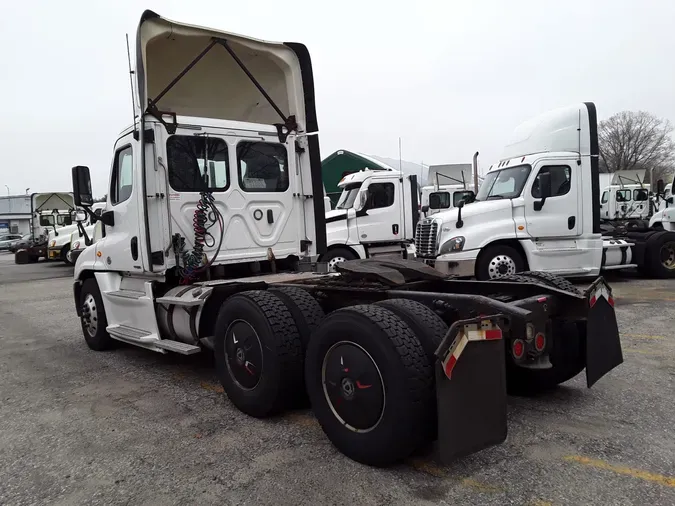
367, 183, 395, 209
633, 188, 648, 202
616, 189, 631, 202
601, 191, 609, 204
531, 165, 571, 199
111, 146, 133, 205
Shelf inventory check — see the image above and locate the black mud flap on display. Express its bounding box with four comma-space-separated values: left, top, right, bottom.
585, 278, 623, 388
434, 317, 507, 463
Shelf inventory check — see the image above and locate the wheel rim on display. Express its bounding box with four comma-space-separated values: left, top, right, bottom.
81, 293, 98, 337
327, 256, 348, 272
659, 241, 675, 270
322, 341, 385, 433
224, 320, 264, 390
488, 254, 517, 279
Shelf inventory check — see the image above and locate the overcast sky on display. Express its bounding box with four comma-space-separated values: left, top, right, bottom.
1, 0, 674, 196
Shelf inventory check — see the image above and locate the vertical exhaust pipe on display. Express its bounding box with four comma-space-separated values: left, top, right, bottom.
473, 151, 480, 193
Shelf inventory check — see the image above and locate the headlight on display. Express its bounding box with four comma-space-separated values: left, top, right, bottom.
50, 240, 56, 247
73, 241, 81, 250
439, 236, 465, 254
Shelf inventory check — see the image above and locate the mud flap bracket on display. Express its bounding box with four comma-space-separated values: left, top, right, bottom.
434, 316, 508, 463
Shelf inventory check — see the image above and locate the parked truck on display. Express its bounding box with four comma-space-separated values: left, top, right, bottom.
321, 168, 419, 269
415, 103, 675, 280
14, 192, 74, 264
69, 11, 622, 467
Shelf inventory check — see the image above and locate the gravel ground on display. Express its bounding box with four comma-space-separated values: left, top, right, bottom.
0, 260, 673, 505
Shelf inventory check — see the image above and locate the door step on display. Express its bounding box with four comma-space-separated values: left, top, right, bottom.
107, 290, 145, 300
154, 340, 201, 355
107, 324, 201, 355
107, 324, 153, 341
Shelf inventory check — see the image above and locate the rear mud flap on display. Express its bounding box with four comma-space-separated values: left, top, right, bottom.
435, 317, 507, 463
585, 279, 623, 387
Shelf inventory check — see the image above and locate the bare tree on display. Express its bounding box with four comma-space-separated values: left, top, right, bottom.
599, 111, 675, 183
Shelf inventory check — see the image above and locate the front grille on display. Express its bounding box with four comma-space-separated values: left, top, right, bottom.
415, 220, 438, 258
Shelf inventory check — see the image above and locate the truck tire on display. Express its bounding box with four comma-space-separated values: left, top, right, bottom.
476, 244, 525, 280
269, 286, 325, 348
14, 250, 30, 264
321, 248, 357, 272
80, 278, 115, 351
305, 304, 434, 467
214, 290, 304, 418
498, 271, 581, 295
645, 231, 675, 278
60, 245, 72, 265
506, 320, 585, 395
374, 299, 447, 360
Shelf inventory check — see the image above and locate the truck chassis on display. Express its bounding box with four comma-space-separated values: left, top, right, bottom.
74, 258, 622, 466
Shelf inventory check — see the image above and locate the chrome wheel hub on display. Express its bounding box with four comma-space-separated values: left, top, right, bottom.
81, 293, 98, 337
488, 254, 517, 279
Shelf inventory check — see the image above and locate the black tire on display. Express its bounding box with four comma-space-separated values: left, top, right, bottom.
14, 250, 30, 264
498, 271, 581, 295
305, 304, 435, 467
645, 231, 675, 279
476, 244, 525, 280
214, 290, 304, 418
60, 245, 71, 265
80, 278, 114, 351
506, 320, 585, 395
374, 299, 447, 360
321, 247, 358, 272
269, 286, 325, 348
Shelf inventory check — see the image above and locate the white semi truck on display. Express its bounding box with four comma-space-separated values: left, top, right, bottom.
415, 103, 675, 280
69, 11, 622, 468
321, 168, 419, 269
600, 183, 650, 221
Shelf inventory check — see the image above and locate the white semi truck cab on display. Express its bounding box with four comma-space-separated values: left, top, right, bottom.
600, 184, 650, 221
417, 103, 675, 279
321, 168, 418, 269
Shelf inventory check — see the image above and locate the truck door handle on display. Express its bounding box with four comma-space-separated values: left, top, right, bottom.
392, 224, 399, 235
130, 236, 138, 260
568, 216, 576, 230
267, 210, 274, 224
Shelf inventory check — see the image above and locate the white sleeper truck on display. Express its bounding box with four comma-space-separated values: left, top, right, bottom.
600, 184, 650, 221
70, 11, 623, 467
321, 168, 419, 269
416, 103, 675, 280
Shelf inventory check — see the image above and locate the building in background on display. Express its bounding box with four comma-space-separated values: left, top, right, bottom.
0, 195, 31, 234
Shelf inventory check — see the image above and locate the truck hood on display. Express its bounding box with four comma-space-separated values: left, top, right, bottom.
433, 199, 513, 224
136, 10, 313, 131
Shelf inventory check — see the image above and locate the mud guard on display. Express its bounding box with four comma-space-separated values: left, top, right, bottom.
585, 278, 623, 387
434, 317, 507, 463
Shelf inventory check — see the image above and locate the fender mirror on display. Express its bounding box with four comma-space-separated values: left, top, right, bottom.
71, 166, 94, 207
421, 205, 430, 214
534, 172, 552, 211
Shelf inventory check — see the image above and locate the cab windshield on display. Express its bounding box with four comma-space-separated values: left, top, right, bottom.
336, 183, 362, 210
475, 165, 531, 201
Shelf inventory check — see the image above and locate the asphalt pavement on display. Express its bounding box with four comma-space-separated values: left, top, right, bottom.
0, 261, 674, 505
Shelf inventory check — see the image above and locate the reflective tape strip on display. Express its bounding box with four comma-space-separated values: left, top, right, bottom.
590, 285, 614, 308
442, 321, 502, 379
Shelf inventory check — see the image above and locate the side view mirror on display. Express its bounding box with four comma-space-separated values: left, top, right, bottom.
534, 172, 552, 211
657, 179, 665, 195
668, 197, 674, 205
353, 190, 369, 212
421, 205, 430, 214
73, 209, 87, 222
72, 166, 94, 207
39, 215, 54, 227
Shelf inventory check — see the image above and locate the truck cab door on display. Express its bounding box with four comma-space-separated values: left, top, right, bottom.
600, 190, 609, 219
94, 134, 144, 271
356, 181, 402, 243
523, 162, 580, 238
